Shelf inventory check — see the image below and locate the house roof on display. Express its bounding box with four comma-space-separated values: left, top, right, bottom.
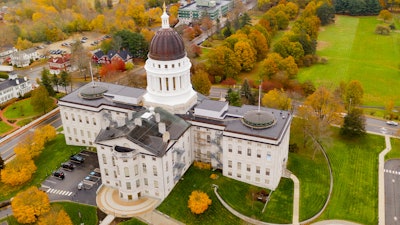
48, 54, 71, 64
108, 50, 131, 61
0, 78, 30, 91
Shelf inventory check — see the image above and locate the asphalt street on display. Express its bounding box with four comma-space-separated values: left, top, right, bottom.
385, 159, 400, 225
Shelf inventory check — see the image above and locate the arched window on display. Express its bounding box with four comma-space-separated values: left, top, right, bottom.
124, 167, 130, 177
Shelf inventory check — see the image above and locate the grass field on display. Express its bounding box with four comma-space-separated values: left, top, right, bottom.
298, 15, 400, 106
157, 166, 293, 224
3, 98, 41, 119
315, 129, 384, 224
0, 202, 98, 225
0, 121, 13, 134
385, 138, 400, 160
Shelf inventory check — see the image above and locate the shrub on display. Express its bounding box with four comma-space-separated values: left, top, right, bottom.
193, 161, 211, 170
188, 190, 212, 214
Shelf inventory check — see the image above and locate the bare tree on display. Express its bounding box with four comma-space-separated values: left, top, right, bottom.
70, 41, 90, 81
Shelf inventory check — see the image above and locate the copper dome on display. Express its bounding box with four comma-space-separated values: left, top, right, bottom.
148, 28, 186, 61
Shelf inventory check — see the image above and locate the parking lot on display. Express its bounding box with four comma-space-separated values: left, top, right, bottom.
41, 150, 100, 206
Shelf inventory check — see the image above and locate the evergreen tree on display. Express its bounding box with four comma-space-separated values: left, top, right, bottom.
239, 13, 252, 28
51, 74, 59, 93
241, 79, 255, 105
226, 88, 242, 106
317, 2, 336, 25
40, 68, 55, 96
59, 71, 71, 93
222, 21, 233, 38
365, 0, 382, 15
340, 108, 366, 137
114, 30, 148, 59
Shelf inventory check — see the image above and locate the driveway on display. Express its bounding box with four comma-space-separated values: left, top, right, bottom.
41, 150, 100, 205
385, 159, 400, 225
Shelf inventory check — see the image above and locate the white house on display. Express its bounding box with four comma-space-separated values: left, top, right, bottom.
58, 8, 292, 203
0, 72, 32, 104
10, 48, 39, 68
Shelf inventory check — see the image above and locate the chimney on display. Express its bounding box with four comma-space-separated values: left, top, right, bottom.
134, 118, 142, 126
159, 122, 166, 134
162, 131, 170, 143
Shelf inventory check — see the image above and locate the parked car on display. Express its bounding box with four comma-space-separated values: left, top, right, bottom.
89, 171, 101, 177
61, 162, 74, 171
386, 121, 398, 126
70, 154, 85, 163
52, 171, 65, 180
78, 181, 83, 190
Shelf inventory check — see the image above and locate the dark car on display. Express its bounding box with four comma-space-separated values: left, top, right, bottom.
61, 162, 74, 171
52, 171, 65, 180
70, 154, 85, 163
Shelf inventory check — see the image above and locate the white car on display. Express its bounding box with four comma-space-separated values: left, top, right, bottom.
386, 121, 399, 126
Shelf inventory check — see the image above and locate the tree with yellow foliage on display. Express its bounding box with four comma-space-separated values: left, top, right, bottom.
37, 207, 73, 225
35, 125, 57, 144
188, 190, 212, 214
1, 156, 37, 186
12, 186, 50, 224
262, 89, 292, 110
15, 37, 34, 50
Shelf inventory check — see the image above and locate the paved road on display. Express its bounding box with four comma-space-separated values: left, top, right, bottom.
385, 159, 400, 225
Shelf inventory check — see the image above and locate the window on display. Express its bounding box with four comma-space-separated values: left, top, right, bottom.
123, 159, 127, 163
102, 154, 107, 164
112, 157, 115, 166
267, 152, 272, 161
166, 163, 168, 171
153, 165, 157, 176
154, 180, 159, 188
237, 173, 241, 178
256, 177, 260, 182
167, 176, 169, 184
104, 168, 109, 176
114, 171, 117, 178
266, 168, 270, 176
256, 166, 260, 174
237, 162, 241, 170
87, 131, 91, 138
228, 160, 232, 168
78, 115, 82, 122
126, 182, 131, 190
124, 167, 129, 177
80, 130, 84, 136
72, 114, 75, 121
136, 180, 140, 188
144, 178, 148, 186
86, 116, 89, 124
247, 148, 251, 156
134, 165, 138, 175
142, 164, 147, 173
152, 157, 156, 161
64, 113, 68, 120
238, 146, 242, 155
67, 127, 70, 134
228, 144, 232, 153
257, 150, 261, 158
246, 164, 251, 172
206, 135, 211, 143
246, 175, 250, 180
93, 118, 96, 125
228, 171, 232, 176
142, 155, 145, 159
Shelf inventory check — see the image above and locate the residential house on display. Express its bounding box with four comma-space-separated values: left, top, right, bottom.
10, 48, 39, 68
91, 49, 132, 64
0, 72, 32, 104
0, 45, 17, 64
48, 54, 72, 75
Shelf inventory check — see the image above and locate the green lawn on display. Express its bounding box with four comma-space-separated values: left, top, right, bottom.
0, 134, 83, 201
0, 202, 98, 225
385, 138, 400, 160
287, 147, 330, 221
157, 166, 293, 224
315, 130, 384, 224
298, 15, 400, 106
118, 218, 148, 225
3, 98, 41, 119
0, 121, 14, 134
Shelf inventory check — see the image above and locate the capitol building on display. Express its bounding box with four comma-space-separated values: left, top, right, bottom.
58, 8, 292, 202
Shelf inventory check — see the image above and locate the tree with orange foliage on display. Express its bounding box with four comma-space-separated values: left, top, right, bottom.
188, 190, 212, 214
1, 156, 37, 186
38, 207, 73, 225
12, 186, 50, 224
